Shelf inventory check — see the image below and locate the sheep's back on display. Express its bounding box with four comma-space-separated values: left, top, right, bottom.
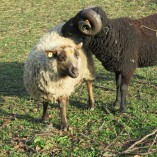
133, 14, 157, 67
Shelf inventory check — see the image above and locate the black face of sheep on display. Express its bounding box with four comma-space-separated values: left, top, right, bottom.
62, 6, 157, 113
62, 7, 103, 38
45, 43, 83, 78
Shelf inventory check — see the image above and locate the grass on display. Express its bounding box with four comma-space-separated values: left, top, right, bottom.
0, 0, 157, 156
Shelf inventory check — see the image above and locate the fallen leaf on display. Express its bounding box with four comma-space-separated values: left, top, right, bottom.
33, 108, 38, 112
19, 142, 23, 147
36, 145, 41, 151
2, 119, 10, 127
0, 154, 7, 157
14, 145, 20, 149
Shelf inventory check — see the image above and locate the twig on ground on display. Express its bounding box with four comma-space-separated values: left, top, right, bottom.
148, 133, 157, 153
92, 120, 106, 133
34, 132, 55, 137
137, 80, 157, 90
116, 149, 157, 156
122, 129, 157, 154
93, 84, 115, 91
104, 128, 125, 151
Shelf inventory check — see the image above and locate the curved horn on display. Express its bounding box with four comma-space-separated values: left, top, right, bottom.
78, 9, 102, 36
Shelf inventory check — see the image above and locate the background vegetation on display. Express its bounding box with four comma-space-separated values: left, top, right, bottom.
0, 0, 157, 156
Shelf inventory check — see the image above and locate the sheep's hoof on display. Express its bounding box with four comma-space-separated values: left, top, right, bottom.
113, 101, 121, 111
120, 108, 126, 113
60, 125, 73, 132
113, 105, 119, 111
90, 107, 94, 111
41, 116, 49, 124
60, 124, 68, 131
88, 100, 94, 110
113, 101, 120, 107
42, 119, 49, 124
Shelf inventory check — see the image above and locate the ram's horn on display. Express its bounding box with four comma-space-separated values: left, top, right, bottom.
78, 9, 102, 36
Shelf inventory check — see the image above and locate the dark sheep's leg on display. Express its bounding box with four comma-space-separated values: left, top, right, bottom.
58, 96, 68, 131
86, 80, 94, 110
113, 72, 121, 107
42, 102, 49, 122
120, 76, 130, 113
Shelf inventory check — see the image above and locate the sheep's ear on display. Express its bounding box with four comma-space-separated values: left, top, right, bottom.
76, 42, 83, 50
45, 50, 58, 58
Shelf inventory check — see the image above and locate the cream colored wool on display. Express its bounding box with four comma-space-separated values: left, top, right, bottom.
24, 23, 95, 102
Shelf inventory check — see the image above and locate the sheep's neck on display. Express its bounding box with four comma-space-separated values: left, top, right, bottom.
88, 18, 137, 72
88, 26, 122, 71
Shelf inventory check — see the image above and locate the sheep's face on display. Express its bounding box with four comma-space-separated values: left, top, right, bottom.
45, 43, 83, 78
62, 7, 103, 37
62, 16, 84, 38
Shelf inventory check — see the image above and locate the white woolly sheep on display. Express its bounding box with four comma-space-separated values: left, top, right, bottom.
24, 23, 95, 130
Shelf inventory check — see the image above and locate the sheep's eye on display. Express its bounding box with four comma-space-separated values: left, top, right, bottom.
75, 51, 79, 59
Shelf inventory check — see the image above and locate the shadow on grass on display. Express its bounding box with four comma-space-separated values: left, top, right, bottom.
0, 108, 41, 124
95, 71, 115, 82
96, 100, 118, 114
69, 97, 117, 115
69, 99, 89, 110
134, 73, 157, 86
0, 62, 27, 97
0, 62, 42, 124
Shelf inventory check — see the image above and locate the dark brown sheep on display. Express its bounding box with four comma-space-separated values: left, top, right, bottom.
62, 6, 157, 112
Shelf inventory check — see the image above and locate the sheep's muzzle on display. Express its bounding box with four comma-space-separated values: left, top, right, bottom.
68, 66, 79, 78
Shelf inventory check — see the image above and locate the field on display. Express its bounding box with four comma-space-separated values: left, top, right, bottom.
0, 0, 157, 156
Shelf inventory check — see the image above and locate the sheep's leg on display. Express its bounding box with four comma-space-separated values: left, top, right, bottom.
66, 96, 69, 106
58, 96, 68, 131
42, 102, 49, 122
113, 72, 121, 107
86, 80, 94, 110
120, 76, 129, 113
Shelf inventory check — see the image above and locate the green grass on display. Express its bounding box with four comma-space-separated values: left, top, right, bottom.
0, 0, 157, 156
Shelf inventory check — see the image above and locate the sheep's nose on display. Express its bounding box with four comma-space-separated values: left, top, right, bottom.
72, 67, 78, 75
68, 66, 79, 78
